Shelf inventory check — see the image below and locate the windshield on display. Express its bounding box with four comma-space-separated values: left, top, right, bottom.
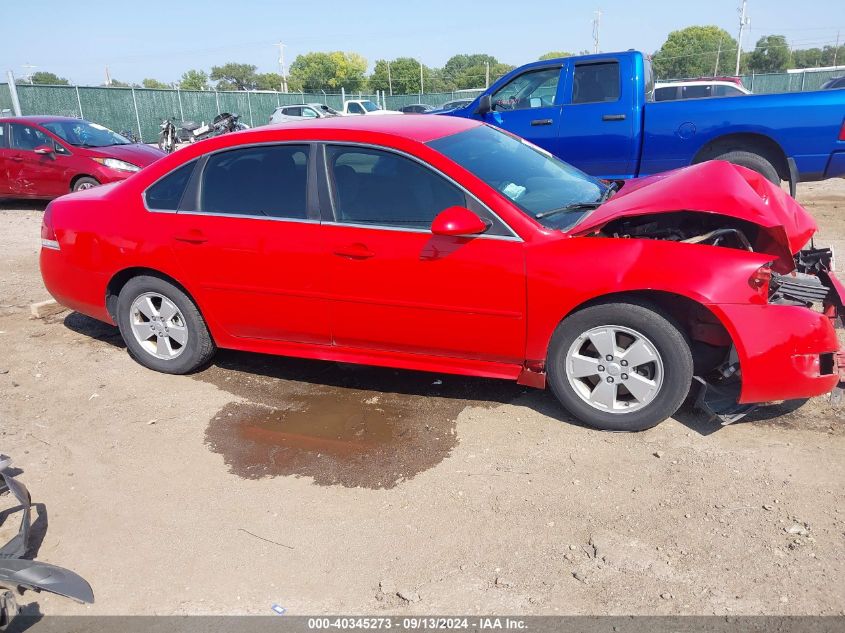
42, 119, 131, 147
428, 125, 608, 230
361, 101, 380, 112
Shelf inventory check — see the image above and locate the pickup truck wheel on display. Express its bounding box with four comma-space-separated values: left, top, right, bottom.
711, 150, 780, 185
547, 302, 693, 432
116, 275, 215, 374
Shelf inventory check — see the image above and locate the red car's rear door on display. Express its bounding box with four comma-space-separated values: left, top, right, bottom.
167, 144, 330, 344
322, 144, 526, 364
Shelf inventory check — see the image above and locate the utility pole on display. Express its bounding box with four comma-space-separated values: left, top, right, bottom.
835, 30, 840, 67
592, 9, 602, 54
735, 0, 750, 76
485, 61, 490, 88
277, 42, 288, 93
714, 39, 722, 76
419, 59, 424, 97
105, 65, 111, 86
387, 61, 393, 95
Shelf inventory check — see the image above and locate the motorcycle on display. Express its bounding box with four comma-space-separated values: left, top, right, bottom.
158, 112, 249, 153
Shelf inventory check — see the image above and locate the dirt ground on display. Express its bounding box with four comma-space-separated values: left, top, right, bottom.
1, 181, 844, 617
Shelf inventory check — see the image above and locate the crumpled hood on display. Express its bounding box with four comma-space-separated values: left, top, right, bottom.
572, 161, 817, 257
84, 143, 165, 167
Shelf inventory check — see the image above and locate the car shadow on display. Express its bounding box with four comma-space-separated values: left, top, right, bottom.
0, 199, 49, 211
61, 312, 813, 436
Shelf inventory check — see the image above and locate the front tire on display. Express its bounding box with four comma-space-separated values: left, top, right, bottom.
547, 301, 693, 431
72, 177, 100, 192
116, 275, 215, 374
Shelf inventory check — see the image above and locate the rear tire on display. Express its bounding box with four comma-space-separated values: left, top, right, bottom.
547, 301, 693, 431
711, 150, 780, 185
72, 177, 99, 192
116, 275, 215, 374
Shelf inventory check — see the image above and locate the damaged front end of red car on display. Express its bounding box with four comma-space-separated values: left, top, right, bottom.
572, 161, 845, 423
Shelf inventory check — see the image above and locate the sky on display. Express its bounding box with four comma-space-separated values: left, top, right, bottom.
3, 0, 844, 86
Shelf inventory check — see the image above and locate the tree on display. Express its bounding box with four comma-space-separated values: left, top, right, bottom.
370, 58, 423, 93
255, 72, 284, 91
441, 54, 512, 90
142, 78, 170, 89
791, 44, 845, 69
746, 35, 791, 73
210, 63, 258, 91
652, 25, 738, 79
27, 71, 69, 85
179, 69, 210, 91
289, 51, 368, 91
538, 51, 573, 61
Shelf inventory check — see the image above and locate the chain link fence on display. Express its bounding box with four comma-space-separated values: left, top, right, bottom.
2, 68, 839, 143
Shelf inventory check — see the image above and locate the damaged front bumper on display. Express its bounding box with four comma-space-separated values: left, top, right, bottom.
0, 455, 94, 629
696, 247, 845, 424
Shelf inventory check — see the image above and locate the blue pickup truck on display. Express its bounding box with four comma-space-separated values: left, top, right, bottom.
441, 50, 845, 194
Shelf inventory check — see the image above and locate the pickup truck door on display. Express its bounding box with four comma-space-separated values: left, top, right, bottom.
557, 58, 639, 179
479, 65, 564, 156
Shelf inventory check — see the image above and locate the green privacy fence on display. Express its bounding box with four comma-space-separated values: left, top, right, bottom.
739, 69, 842, 93
2, 68, 838, 143
0, 82, 488, 143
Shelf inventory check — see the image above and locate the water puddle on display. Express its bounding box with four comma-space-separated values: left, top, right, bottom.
199, 352, 528, 488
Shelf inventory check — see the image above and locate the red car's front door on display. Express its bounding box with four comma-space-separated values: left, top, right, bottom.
322, 145, 526, 364
7, 123, 69, 198
167, 144, 330, 344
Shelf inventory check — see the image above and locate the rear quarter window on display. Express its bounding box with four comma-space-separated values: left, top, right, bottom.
144, 161, 196, 211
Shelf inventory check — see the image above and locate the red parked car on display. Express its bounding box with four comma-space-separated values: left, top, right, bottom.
39, 116, 844, 431
0, 116, 164, 199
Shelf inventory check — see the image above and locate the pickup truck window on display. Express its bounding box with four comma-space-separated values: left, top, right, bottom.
491, 67, 560, 111
429, 124, 607, 230
347, 102, 365, 114
572, 61, 620, 104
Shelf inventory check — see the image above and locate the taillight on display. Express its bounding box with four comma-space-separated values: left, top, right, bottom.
41, 204, 59, 250
840, 120, 845, 141
749, 264, 772, 297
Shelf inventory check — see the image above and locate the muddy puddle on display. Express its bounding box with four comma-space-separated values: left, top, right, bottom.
198, 352, 529, 488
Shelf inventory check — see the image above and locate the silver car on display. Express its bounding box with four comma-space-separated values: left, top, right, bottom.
269, 103, 340, 124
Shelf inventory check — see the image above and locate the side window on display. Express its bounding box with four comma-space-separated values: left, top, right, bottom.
653, 86, 677, 102
491, 67, 561, 110
0, 124, 7, 149
347, 102, 365, 114
200, 144, 309, 219
327, 146, 465, 230
572, 62, 620, 104
714, 85, 743, 97
9, 124, 51, 151
681, 85, 711, 99
284, 107, 302, 117
301, 108, 318, 119
145, 161, 196, 211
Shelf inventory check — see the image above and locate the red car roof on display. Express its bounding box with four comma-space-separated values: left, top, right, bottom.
265, 114, 481, 143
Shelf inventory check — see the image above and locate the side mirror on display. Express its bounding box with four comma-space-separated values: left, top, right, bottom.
474, 94, 492, 116
431, 206, 489, 237
33, 145, 54, 155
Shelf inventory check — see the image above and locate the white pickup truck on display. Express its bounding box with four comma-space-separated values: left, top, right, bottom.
341, 100, 400, 115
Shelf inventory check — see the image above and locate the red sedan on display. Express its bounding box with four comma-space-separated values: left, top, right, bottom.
39, 116, 844, 431
0, 116, 164, 198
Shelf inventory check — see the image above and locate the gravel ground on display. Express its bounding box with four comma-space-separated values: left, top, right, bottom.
0, 181, 844, 617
